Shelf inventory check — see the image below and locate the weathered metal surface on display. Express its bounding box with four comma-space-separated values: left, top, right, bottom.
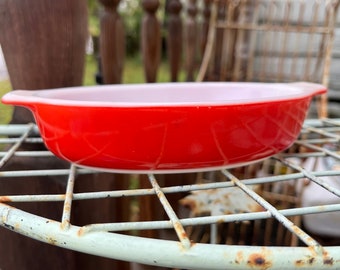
148, 174, 191, 249
180, 185, 263, 216
0, 123, 34, 168
0, 203, 340, 269
61, 165, 77, 230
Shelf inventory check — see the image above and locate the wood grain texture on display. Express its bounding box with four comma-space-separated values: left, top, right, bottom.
0, 0, 88, 124
184, 0, 198, 81
99, 0, 125, 84
141, 0, 161, 83
166, 0, 182, 82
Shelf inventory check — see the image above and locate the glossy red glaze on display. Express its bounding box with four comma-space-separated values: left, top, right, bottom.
2, 82, 326, 173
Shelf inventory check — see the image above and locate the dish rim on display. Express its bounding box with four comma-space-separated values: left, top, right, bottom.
2, 81, 326, 108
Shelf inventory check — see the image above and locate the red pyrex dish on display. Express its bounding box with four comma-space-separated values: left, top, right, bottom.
2, 82, 326, 173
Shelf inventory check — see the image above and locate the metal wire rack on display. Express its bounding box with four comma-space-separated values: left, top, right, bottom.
0, 118, 339, 269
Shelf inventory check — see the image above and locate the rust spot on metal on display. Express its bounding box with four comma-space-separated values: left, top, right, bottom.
3, 223, 15, 231
63, 203, 71, 213
60, 220, 70, 231
47, 237, 57, 245
0, 196, 12, 202
217, 218, 225, 224
295, 257, 316, 266
173, 221, 190, 241
235, 251, 244, 264
78, 227, 85, 237
14, 222, 20, 230
323, 257, 334, 265
247, 253, 272, 269
307, 246, 317, 256
295, 259, 304, 267
291, 225, 304, 237
308, 257, 315, 265
295, 252, 334, 267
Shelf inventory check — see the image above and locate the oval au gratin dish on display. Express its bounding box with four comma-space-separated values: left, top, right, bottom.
1, 82, 326, 173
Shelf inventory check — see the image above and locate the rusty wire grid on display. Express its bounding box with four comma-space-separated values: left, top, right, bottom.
0, 119, 339, 269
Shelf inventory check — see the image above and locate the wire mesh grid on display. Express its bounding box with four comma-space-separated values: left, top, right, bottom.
0, 119, 339, 269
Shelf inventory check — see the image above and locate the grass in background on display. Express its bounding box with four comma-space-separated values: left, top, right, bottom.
84, 54, 186, 85
0, 80, 13, 124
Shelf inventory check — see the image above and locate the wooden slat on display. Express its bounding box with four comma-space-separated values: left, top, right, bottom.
167, 0, 183, 82
141, 0, 161, 83
99, 0, 125, 84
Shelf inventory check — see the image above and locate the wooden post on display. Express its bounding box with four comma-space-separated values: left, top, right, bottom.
201, 0, 212, 58
0, 0, 88, 124
167, 0, 183, 82
0, 1, 89, 269
184, 0, 198, 81
99, 0, 125, 84
233, 0, 256, 82
141, 0, 161, 83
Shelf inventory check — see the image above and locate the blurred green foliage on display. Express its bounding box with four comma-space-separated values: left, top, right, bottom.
0, 80, 13, 124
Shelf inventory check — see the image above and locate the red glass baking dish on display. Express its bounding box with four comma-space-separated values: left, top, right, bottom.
2, 82, 326, 173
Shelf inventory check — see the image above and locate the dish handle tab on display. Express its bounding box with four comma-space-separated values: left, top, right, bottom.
289, 82, 327, 118
288, 82, 327, 96
1, 90, 42, 110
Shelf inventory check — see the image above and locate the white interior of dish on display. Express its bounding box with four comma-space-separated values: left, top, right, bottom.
16, 82, 323, 107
